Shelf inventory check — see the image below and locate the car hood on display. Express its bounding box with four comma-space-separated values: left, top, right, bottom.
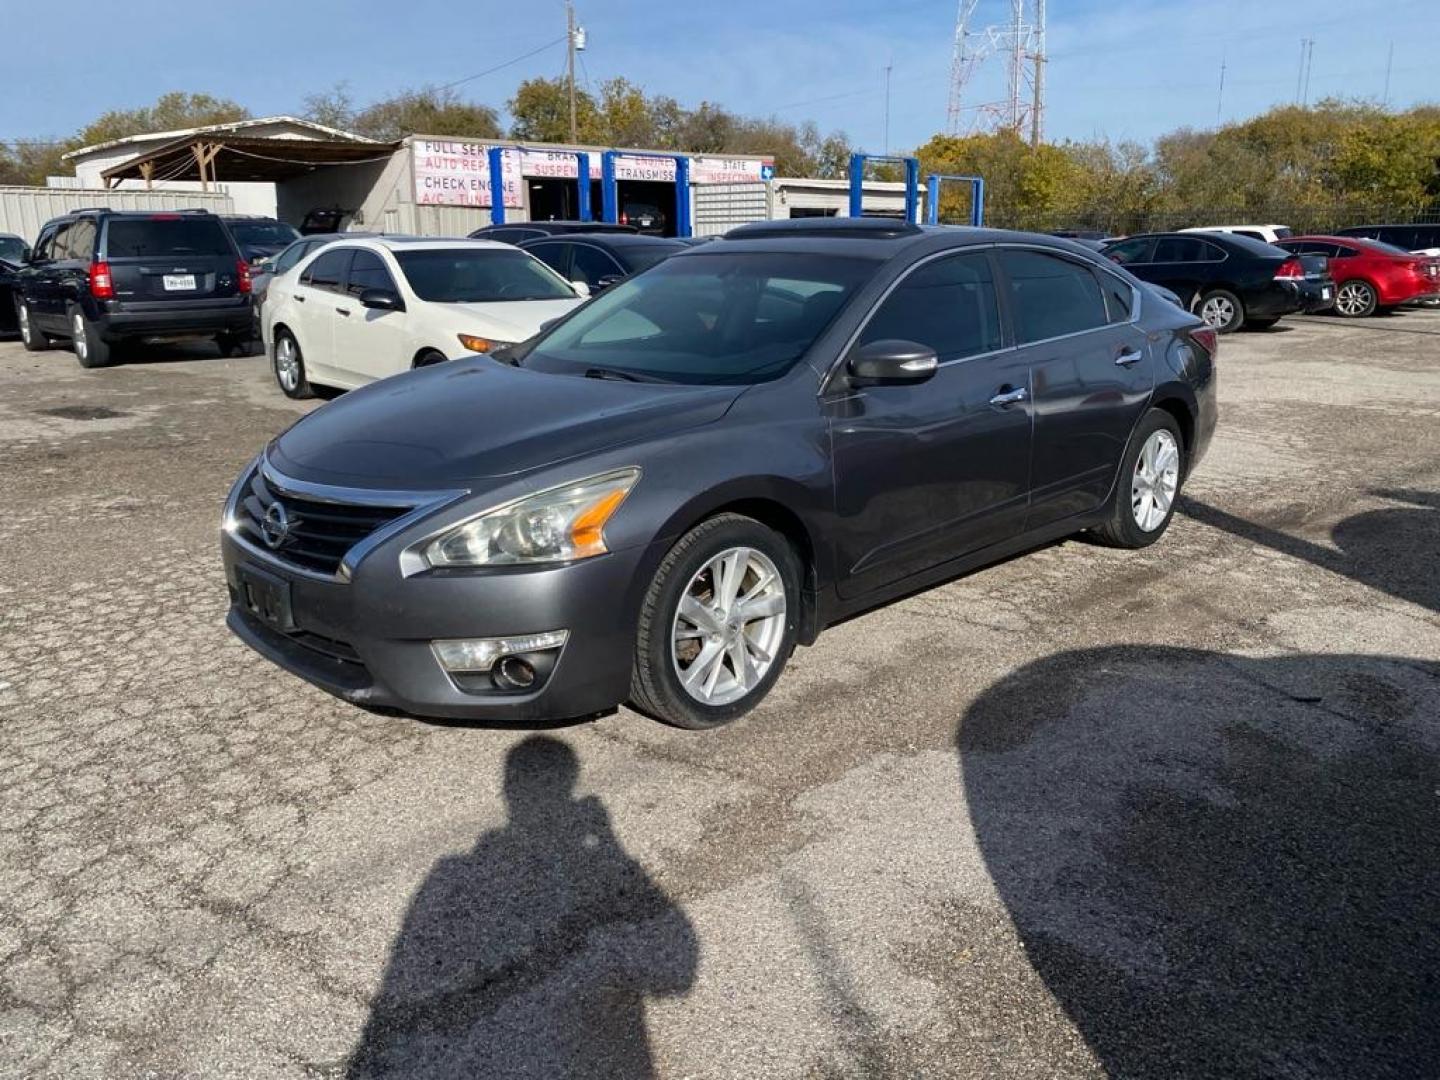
267, 357, 744, 486
428, 298, 583, 344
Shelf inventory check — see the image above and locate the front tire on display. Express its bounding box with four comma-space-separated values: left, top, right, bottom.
1198, 289, 1245, 334
17, 301, 49, 352
1091, 408, 1185, 549
67, 305, 112, 369
1334, 280, 1378, 318
272, 330, 313, 399
629, 514, 800, 730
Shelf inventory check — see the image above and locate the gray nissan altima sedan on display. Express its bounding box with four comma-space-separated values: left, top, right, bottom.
221, 218, 1217, 729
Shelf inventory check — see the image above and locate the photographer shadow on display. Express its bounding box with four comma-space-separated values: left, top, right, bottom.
347, 736, 698, 1079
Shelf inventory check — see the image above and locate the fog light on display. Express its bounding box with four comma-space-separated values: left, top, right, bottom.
431, 630, 569, 673
493, 656, 537, 690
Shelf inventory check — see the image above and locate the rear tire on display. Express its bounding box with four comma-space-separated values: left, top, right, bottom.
67, 305, 112, 369
216, 333, 253, 358
629, 514, 800, 730
1334, 280, 1378, 318
413, 349, 449, 368
272, 330, 313, 399
17, 301, 49, 352
1091, 408, 1185, 549
1197, 289, 1245, 334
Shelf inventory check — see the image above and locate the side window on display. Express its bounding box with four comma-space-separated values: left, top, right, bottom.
301, 248, 351, 292
526, 242, 572, 277
48, 223, 76, 261
65, 220, 97, 262
32, 225, 58, 262
1200, 241, 1227, 262
1153, 237, 1206, 263
858, 252, 1002, 362
346, 250, 397, 296
1098, 271, 1133, 324
570, 244, 624, 287
1235, 230, 1266, 242
1104, 238, 1153, 265
999, 249, 1109, 344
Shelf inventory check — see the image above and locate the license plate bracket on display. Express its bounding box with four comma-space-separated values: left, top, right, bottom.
236, 563, 295, 632
163, 274, 196, 291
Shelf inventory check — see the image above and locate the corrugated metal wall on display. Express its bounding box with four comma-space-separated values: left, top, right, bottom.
693, 183, 770, 237
0, 186, 234, 241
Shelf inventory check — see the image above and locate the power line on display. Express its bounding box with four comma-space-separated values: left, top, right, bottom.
434, 35, 567, 93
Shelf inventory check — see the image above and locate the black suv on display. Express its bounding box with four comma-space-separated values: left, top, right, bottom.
14, 209, 254, 367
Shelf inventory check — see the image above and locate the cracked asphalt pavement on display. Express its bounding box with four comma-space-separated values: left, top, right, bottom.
1, 310, 1437, 1078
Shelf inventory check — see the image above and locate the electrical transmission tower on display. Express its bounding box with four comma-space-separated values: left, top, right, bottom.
945, 0, 1048, 145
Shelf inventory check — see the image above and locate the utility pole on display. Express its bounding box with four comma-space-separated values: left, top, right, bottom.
1303, 39, 1315, 106
883, 56, 893, 156
1382, 41, 1394, 106
566, 0, 578, 143
1295, 39, 1308, 104
1029, 0, 1046, 146
1008, 0, 1025, 132
1216, 55, 1227, 124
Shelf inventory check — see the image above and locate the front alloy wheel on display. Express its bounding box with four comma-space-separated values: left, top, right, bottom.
1198, 289, 1244, 333
671, 547, 787, 706
630, 513, 799, 729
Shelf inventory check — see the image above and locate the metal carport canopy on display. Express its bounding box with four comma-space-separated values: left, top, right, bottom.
99, 135, 400, 189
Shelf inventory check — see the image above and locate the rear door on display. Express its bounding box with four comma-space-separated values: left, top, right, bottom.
101, 215, 241, 304
1142, 236, 1218, 308
292, 247, 353, 382
332, 249, 410, 383
996, 247, 1153, 529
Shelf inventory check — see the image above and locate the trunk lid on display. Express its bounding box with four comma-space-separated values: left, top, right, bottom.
101, 215, 242, 301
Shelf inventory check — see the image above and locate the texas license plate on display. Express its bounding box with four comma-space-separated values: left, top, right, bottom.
163, 274, 196, 291
1322, 287, 1332, 300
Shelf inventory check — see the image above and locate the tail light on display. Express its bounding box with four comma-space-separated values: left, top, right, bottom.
88, 260, 115, 300
620, 212, 629, 225
236, 259, 252, 295
1274, 258, 1305, 280
1189, 326, 1218, 359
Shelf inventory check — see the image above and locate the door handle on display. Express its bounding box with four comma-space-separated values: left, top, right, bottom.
335, 307, 351, 316
1116, 348, 1144, 366
989, 386, 1029, 407
294, 295, 305, 303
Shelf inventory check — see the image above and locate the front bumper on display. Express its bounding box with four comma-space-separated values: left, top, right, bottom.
220, 528, 649, 723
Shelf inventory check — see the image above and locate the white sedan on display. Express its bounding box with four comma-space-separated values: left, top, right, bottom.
261, 237, 586, 398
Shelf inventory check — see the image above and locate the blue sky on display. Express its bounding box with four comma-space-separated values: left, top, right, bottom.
3, 0, 1436, 153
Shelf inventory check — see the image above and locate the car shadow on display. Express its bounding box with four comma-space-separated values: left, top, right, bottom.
345, 736, 699, 1079
1179, 490, 1438, 613
958, 646, 1440, 1079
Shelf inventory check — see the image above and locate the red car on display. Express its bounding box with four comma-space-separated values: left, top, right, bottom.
1277, 235, 1440, 317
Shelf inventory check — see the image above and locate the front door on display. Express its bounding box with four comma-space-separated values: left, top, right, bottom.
993, 247, 1154, 529
332, 248, 410, 382
292, 247, 353, 385
829, 250, 1033, 600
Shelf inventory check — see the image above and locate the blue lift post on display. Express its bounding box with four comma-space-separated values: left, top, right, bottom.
599, 150, 692, 237
574, 151, 592, 222
925, 174, 986, 227
486, 147, 506, 225
847, 153, 921, 222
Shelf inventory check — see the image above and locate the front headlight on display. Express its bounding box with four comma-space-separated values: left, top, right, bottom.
457, 334, 515, 354
423, 468, 640, 567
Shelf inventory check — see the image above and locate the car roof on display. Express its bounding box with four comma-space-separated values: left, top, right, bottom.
321, 237, 514, 253
521, 233, 687, 249
1109, 231, 1282, 255
694, 219, 1103, 261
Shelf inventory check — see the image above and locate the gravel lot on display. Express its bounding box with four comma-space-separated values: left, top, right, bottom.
1, 311, 1437, 1079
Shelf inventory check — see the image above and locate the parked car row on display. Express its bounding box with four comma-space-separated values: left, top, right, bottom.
221, 218, 1218, 729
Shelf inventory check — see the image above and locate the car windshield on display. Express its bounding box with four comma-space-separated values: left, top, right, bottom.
0, 236, 25, 262
517, 252, 875, 385
105, 217, 233, 258
229, 220, 300, 246
395, 249, 577, 303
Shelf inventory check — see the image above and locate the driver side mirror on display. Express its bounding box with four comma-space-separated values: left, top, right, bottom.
359, 287, 405, 312
596, 274, 625, 291
846, 339, 938, 386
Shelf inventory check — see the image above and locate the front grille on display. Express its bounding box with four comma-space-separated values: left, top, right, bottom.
236, 469, 412, 576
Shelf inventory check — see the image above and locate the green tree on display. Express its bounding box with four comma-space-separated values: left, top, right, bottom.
508, 77, 600, 143
352, 87, 500, 142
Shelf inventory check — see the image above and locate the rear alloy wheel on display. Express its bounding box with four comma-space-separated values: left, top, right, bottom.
68, 306, 112, 369
1198, 289, 1245, 334
1091, 408, 1185, 549
272, 331, 313, 399
630, 514, 799, 729
17, 301, 49, 352
1334, 280, 1378, 318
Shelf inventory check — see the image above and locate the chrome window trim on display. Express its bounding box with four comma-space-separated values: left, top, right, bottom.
224, 455, 466, 583
821, 241, 1142, 394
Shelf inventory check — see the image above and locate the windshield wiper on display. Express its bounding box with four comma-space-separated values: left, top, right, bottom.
584, 366, 662, 383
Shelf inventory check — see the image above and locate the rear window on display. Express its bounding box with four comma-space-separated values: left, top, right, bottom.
105, 217, 233, 258
0, 235, 27, 262
624, 245, 680, 272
